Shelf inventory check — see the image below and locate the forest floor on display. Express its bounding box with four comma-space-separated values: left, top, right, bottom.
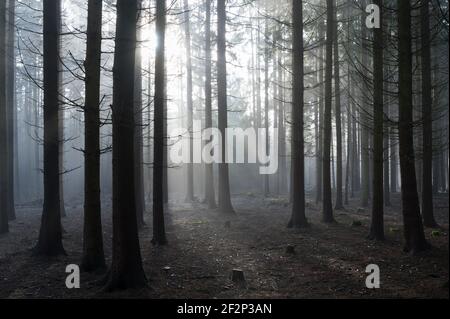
0, 193, 448, 299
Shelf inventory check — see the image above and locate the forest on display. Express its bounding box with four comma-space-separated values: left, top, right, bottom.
0, 0, 448, 299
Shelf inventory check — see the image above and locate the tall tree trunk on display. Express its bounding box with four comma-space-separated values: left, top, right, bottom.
322, 0, 334, 223
288, 0, 308, 228
263, 19, 270, 197
217, 0, 234, 214
369, 0, 384, 240
316, 20, 324, 204
333, 0, 343, 210
277, 31, 287, 194
273, 33, 279, 195
390, 111, 398, 193
82, 0, 106, 272
58, 0, 65, 218
203, 0, 216, 209
152, 0, 168, 246
34, 0, 65, 256
0, 0, 9, 234
383, 48, 391, 206
360, 0, 370, 208
183, 0, 194, 202
134, 8, 145, 228
105, 0, 147, 289
352, 84, 360, 194
420, 0, 437, 228
256, 17, 262, 194
397, 0, 430, 254
6, 0, 15, 221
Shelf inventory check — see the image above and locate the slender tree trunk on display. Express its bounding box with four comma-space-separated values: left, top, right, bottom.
204, 0, 216, 209
278, 32, 287, 194
256, 18, 262, 193
420, 0, 437, 228
105, 0, 147, 289
352, 84, 360, 194
369, 0, 384, 240
34, 0, 65, 256
333, 0, 343, 210
288, 0, 308, 228
360, 0, 369, 208
152, 0, 168, 245
273, 33, 279, 195
316, 20, 324, 204
383, 101, 391, 206
183, 0, 194, 202
217, 0, 234, 214
134, 8, 145, 228
383, 47, 391, 206
322, 0, 334, 223
6, 0, 15, 221
263, 19, 270, 197
82, 0, 106, 272
397, 0, 430, 254
390, 111, 398, 193
0, 0, 9, 234
58, 0, 65, 218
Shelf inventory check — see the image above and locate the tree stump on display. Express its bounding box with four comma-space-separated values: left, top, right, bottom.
231, 269, 246, 287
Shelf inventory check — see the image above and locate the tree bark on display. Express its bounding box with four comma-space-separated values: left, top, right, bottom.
397, 0, 430, 254
6, 0, 15, 221
105, 0, 147, 289
369, 0, 384, 240
333, 0, 343, 210
82, 0, 106, 272
134, 6, 145, 228
288, 0, 308, 228
420, 0, 437, 228
360, 0, 370, 208
34, 0, 65, 256
316, 20, 324, 204
204, 0, 216, 209
183, 0, 195, 202
0, 0, 9, 234
217, 0, 235, 214
152, 0, 168, 246
322, 0, 334, 223
263, 19, 270, 197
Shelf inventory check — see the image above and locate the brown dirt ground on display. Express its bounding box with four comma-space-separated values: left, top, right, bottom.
0, 193, 448, 299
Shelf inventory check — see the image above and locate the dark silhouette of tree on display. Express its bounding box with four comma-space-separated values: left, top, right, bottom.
360, 0, 370, 208
203, 0, 216, 209
322, 0, 335, 223
315, 20, 324, 204
369, 0, 385, 241
134, 1, 146, 228
105, 0, 147, 289
184, 0, 195, 202
6, 0, 16, 221
152, 0, 168, 246
288, 0, 308, 228
217, 0, 235, 215
420, 0, 438, 228
263, 18, 270, 197
397, 0, 430, 254
333, 0, 343, 210
34, 0, 65, 256
0, 0, 9, 234
82, 0, 106, 272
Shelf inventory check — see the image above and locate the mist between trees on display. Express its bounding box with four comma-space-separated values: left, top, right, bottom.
0, 0, 448, 293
